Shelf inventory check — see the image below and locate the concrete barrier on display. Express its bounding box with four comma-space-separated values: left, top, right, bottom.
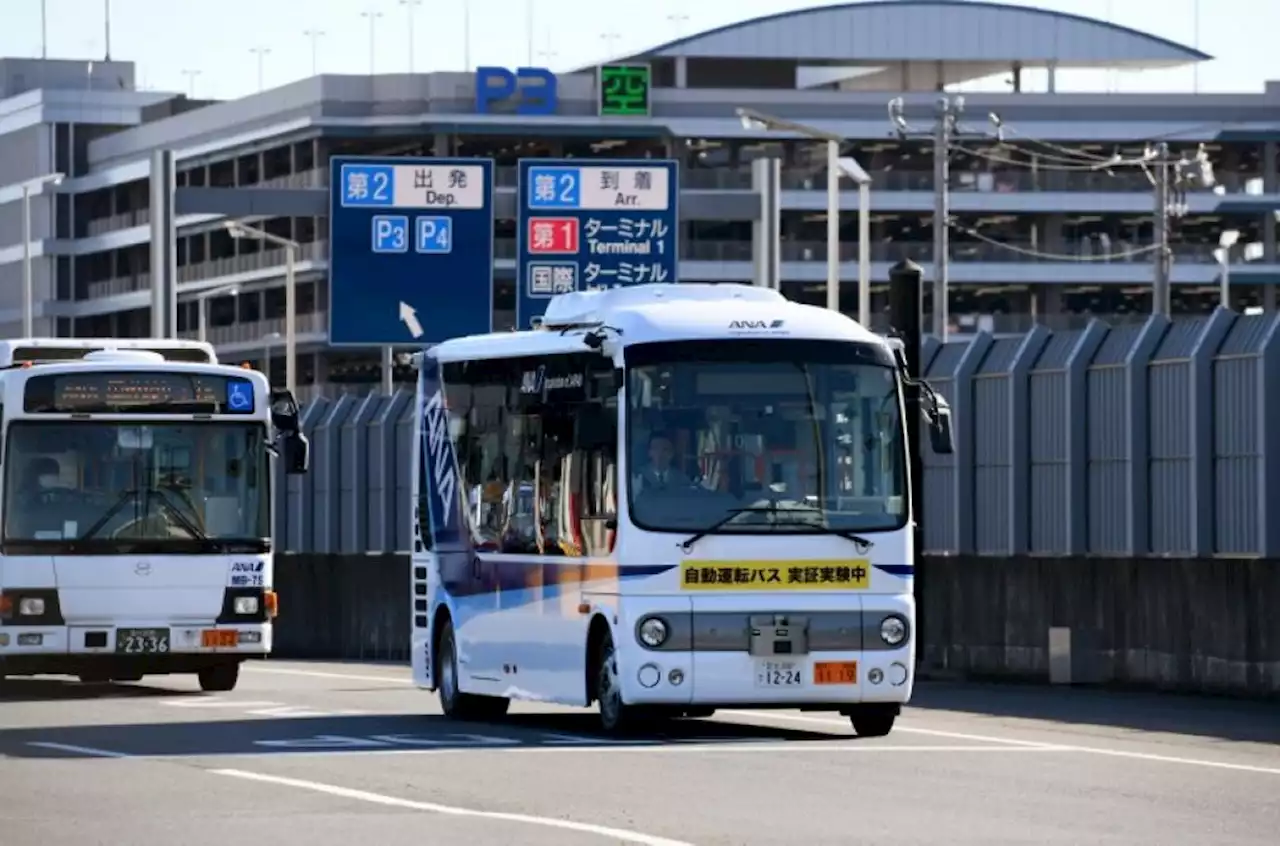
271, 553, 1280, 699
917, 555, 1280, 698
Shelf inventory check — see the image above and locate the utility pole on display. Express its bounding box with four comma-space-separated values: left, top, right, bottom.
1153, 143, 1173, 317
889, 96, 1001, 340
1142, 141, 1214, 317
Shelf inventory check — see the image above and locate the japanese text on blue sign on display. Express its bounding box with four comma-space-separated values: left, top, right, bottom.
516, 160, 679, 329
328, 157, 495, 346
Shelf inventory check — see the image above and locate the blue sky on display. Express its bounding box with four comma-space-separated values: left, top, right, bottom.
3, 0, 1271, 99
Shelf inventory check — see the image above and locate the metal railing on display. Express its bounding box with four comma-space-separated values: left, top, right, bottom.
80, 237, 1236, 300
76, 164, 1270, 236
177, 310, 329, 346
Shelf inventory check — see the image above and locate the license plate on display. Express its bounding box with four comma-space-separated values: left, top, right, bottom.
116, 628, 170, 654
755, 660, 804, 688
814, 660, 857, 685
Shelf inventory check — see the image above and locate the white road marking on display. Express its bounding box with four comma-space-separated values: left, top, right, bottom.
27, 742, 132, 758
245, 706, 357, 718
212, 768, 694, 846
242, 666, 1280, 776
244, 667, 413, 685
163, 699, 285, 709
723, 709, 1055, 748
723, 710, 1280, 775
237, 742, 1072, 758
159, 697, 366, 719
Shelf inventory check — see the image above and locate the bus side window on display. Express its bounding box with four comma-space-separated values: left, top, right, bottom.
576, 400, 617, 556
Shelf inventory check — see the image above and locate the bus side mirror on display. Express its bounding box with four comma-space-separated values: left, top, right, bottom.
270, 389, 301, 433
283, 432, 309, 474
928, 403, 954, 455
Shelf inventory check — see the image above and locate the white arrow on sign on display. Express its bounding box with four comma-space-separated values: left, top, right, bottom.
399, 301, 424, 338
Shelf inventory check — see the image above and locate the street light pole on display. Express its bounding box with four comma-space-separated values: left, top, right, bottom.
22, 184, 32, 337
825, 139, 840, 313
224, 220, 300, 396
285, 243, 296, 394
195, 284, 240, 344
1215, 229, 1240, 308
18, 172, 65, 337
735, 108, 873, 324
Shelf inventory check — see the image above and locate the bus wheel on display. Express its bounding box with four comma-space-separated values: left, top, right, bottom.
436, 619, 509, 721
198, 662, 240, 692
849, 706, 897, 738
594, 632, 650, 735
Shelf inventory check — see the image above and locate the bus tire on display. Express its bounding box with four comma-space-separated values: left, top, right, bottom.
849, 706, 896, 738
593, 630, 651, 735
436, 619, 509, 722
198, 662, 240, 692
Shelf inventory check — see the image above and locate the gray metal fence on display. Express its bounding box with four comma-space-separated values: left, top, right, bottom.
272, 306, 1280, 560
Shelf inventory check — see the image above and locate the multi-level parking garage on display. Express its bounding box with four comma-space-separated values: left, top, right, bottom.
2, 0, 1278, 395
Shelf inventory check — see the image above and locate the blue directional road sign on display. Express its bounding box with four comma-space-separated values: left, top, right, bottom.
516, 158, 679, 329
328, 156, 495, 346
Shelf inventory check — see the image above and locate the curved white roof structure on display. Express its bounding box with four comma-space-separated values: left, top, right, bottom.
596, 1, 1211, 90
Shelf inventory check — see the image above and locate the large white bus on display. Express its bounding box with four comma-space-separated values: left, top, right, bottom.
0, 338, 309, 692
410, 284, 953, 735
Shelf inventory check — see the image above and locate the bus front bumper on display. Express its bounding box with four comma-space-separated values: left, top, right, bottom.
0, 623, 271, 676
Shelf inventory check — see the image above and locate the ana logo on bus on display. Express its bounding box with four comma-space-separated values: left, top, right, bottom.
729, 319, 785, 329
423, 389, 457, 528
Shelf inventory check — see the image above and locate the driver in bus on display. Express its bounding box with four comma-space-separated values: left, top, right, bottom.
632, 430, 691, 494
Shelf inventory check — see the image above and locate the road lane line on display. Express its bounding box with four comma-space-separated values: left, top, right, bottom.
211, 768, 693, 846
723, 710, 1056, 748
163, 699, 285, 708
244, 667, 413, 684
239, 743, 1074, 759
27, 742, 132, 758
722, 710, 1280, 775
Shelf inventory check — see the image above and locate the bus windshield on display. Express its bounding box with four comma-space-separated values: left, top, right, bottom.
625, 339, 907, 536
1, 421, 270, 554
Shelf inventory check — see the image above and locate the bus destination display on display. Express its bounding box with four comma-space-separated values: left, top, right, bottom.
23, 371, 256, 414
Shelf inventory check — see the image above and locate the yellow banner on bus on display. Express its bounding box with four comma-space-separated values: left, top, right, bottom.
679, 560, 871, 591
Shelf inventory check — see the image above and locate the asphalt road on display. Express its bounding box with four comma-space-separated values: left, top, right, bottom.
1, 660, 1277, 846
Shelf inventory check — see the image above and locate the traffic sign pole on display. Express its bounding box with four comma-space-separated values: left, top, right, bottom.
515, 158, 679, 330
328, 156, 495, 346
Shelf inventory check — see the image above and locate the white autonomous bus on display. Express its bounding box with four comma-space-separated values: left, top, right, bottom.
410, 284, 953, 735
0, 338, 309, 692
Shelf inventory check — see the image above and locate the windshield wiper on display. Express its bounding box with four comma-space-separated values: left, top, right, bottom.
679, 501, 876, 553
679, 504, 789, 552
753, 502, 876, 548
79, 488, 142, 541
79, 486, 209, 542
150, 488, 209, 540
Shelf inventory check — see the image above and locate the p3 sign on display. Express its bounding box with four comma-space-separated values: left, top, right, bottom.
475, 66, 557, 116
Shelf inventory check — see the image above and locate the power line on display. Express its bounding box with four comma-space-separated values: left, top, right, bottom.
889, 95, 1002, 339
947, 220, 1161, 262
889, 101, 1219, 321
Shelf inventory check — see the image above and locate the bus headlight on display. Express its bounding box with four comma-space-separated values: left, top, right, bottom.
18, 598, 45, 616
638, 617, 668, 648
233, 596, 260, 615
880, 615, 907, 646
